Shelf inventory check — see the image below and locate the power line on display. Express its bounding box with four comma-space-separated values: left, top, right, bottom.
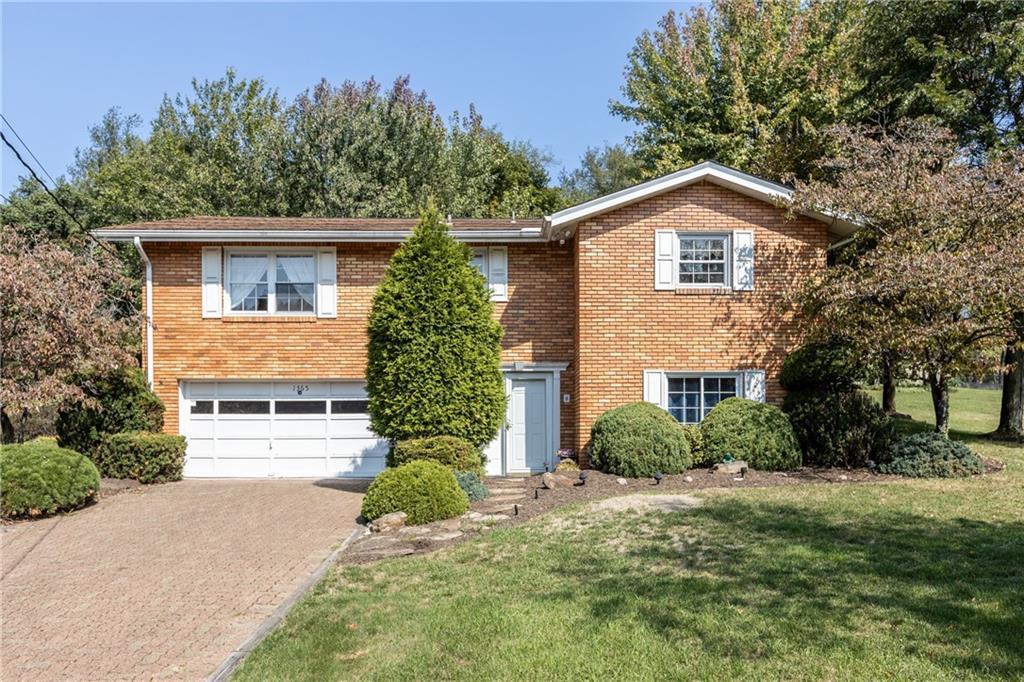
0, 129, 119, 259
1, 113, 58, 187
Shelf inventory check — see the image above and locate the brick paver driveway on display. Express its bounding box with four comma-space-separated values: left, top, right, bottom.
1, 479, 365, 681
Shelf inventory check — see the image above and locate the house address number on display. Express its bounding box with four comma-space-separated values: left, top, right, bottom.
292, 384, 310, 395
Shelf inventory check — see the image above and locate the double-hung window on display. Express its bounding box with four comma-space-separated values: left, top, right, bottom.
678, 234, 730, 287
470, 246, 508, 301
666, 375, 738, 424
227, 252, 316, 315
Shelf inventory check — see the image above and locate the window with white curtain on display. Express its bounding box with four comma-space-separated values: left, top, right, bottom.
227, 252, 316, 315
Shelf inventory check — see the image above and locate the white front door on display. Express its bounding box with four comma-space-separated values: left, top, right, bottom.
508, 378, 548, 473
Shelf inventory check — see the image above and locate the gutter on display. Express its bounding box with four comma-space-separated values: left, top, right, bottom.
134, 237, 154, 387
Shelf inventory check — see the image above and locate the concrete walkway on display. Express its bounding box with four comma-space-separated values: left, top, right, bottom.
1, 479, 365, 681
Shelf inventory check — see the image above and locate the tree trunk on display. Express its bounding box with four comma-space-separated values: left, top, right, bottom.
993, 317, 1024, 441
929, 371, 950, 434
1, 410, 13, 444
882, 362, 898, 414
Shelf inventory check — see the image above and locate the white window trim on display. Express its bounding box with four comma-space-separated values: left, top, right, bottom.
676, 232, 732, 289
471, 246, 509, 302
662, 371, 743, 424
223, 247, 318, 317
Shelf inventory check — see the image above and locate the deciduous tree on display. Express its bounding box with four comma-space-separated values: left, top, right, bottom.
791, 122, 1024, 433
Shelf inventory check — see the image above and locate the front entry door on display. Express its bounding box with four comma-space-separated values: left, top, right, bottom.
509, 378, 548, 473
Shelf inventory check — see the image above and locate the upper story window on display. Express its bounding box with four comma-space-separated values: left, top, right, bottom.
678, 235, 729, 286
470, 247, 509, 301
654, 229, 754, 292
227, 251, 316, 315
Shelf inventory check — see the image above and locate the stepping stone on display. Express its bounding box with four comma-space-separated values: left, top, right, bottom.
487, 493, 526, 502
476, 503, 517, 514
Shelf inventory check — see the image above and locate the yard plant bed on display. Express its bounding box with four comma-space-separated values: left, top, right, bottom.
236, 388, 1022, 681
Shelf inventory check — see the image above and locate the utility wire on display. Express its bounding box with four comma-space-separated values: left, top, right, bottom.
1, 129, 120, 259
1, 113, 58, 187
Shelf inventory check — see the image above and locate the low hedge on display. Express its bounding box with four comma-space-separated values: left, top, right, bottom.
879, 432, 983, 478
56, 367, 164, 455
1, 439, 100, 518
361, 459, 469, 525
784, 389, 897, 468
589, 402, 692, 478
454, 470, 490, 502
387, 435, 485, 476
701, 398, 802, 471
94, 431, 186, 484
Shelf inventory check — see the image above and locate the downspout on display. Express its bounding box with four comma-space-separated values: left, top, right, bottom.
134, 237, 154, 387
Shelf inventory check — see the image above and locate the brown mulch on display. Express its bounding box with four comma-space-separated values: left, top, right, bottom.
487, 466, 897, 525
98, 478, 144, 499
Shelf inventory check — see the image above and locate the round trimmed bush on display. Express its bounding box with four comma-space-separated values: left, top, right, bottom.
387, 435, 485, 476
94, 431, 186, 484
56, 368, 164, 455
361, 459, 469, 525
454, 470, 489, 502
879, 433, 983, 478
701, 398, 802, 471
589, 402, 691, 478
780, 340, 865, 393
784, 390, 897, 468
1, 439, 101, 518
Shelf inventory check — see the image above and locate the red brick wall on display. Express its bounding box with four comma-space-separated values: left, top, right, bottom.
571, 181, 829, 463
144, 241, 575, 439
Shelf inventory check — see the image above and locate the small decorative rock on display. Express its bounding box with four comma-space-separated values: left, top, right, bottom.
616, 478, 628, 486
683, 475, 694, 483
838, 474, 849, 481
369, 511, 407, 533
712, 460, 748, 475
541, 472, 574, 489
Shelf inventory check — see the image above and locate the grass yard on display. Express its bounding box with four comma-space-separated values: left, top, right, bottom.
236, 387, 1023, 681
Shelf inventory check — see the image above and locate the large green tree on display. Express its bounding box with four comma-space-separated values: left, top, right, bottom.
610, 0, 860, 181
365, 205, 506, 448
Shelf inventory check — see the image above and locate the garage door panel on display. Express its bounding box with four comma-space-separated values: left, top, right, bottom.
218, 382, 272, 397
328, 420, 378, 439
217, 458, 272, 477
273, 458, 328, 477
184, 457, 215, 477
217, 420, 272, 439
186, 438, 215, 457
216, 439, 271, 458
274, 419, 328, 438
187, 420, 215, 439
274, 439, 328, 457
328, 456, 386, 477
329, 439, 388, 458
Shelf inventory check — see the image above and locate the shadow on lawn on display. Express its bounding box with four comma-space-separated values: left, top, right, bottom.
546, 501, 1024, 676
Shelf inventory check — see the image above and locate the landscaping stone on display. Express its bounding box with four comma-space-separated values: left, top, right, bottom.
712, 460, 748, 475
684, 476, 694, 482
541, 472, 574, 489
369, 511, 407, 533
616, 478, 628, 486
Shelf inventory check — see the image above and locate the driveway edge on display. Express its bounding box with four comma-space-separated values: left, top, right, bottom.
207, 524, 367, 682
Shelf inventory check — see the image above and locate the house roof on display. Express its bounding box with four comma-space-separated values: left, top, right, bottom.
92, 216, 546, 243
546, 161, 857, 240
92, 162, 857, 244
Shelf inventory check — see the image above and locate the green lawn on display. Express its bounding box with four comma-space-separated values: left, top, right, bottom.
237, 388, 1023, 681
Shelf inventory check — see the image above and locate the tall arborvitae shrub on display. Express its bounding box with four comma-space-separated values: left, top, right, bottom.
366, 204, 506, 447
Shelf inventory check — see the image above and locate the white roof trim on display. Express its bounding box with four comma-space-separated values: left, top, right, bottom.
545, 160, 857, 239
92, 228, 548, 244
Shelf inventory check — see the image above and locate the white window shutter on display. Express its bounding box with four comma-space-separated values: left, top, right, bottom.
488, 246, 508, 301
316, 247, 337, 318
732, 230, 755, 291
201, 247, 222, 318
744, 370, 766, 402
654, 230, 677, 290
643, 370, 665, 408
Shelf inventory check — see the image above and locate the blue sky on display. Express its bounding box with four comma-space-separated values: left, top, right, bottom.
1, 2, 685, 195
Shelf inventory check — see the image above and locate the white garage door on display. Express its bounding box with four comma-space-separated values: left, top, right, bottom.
180, 381, 388, 478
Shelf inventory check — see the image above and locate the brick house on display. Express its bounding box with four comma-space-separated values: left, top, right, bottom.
94, 162, 854, 478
